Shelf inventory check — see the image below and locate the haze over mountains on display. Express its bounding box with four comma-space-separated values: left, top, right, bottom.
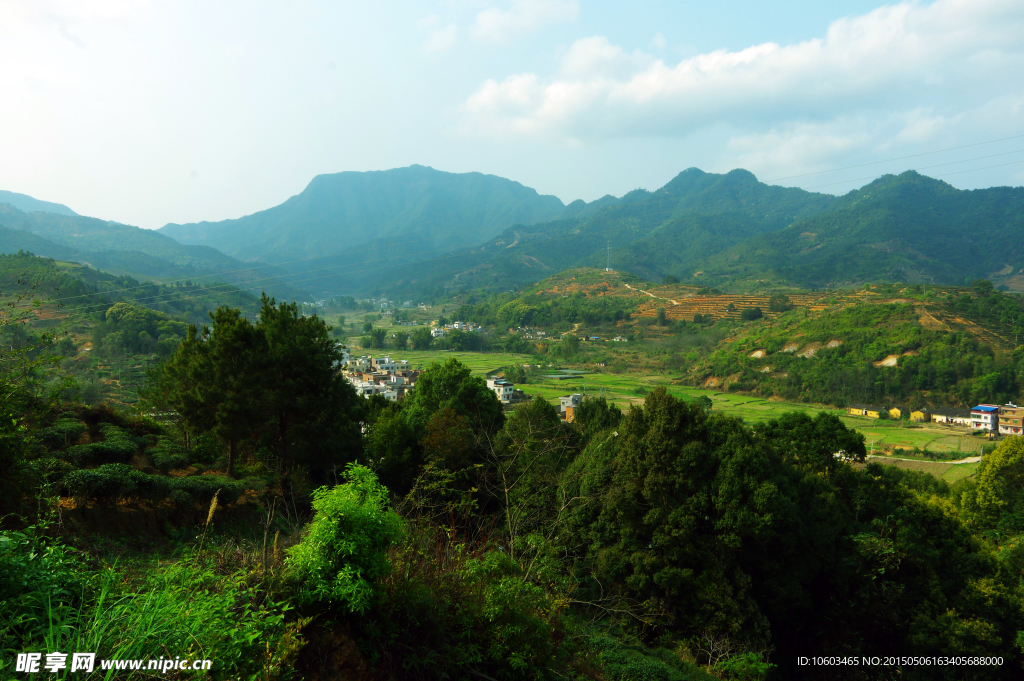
159, 165, 568, 263
0, 204, 303, 299
1, 164, 1022, 301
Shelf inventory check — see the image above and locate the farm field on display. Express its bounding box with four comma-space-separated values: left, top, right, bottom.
382, 349, 534, 374
862, 457, 981, 483
383, 350, 990, 462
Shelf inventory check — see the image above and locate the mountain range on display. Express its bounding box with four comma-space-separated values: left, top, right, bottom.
2, 165, 1022, 301
0, 204, 304, 300
360, 168, 1024, 296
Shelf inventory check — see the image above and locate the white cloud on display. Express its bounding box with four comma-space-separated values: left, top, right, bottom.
650, 32, 666, 51
424, 23, 458, 53
471, 0, 578, 43
461, 0, 1024, 146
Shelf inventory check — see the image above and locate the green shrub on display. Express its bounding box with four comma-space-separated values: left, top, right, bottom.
591, 637, 716, 681
364, 525, 571, 679
63, 424, 139, 466
61, 463, 169, 501
149, 437, 189, 473
286, 463, 403, 613
0, 531, 303, 680
37, 418, 86, 451
168, 474, 245, 506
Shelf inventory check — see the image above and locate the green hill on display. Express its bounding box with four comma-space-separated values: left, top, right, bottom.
0, 204, 306, 300
373, 168, 836, 296
693, 171, 1024, 289
158, 165, 569, 273
367, 169, 1024, 297
680, 281, 1024, 409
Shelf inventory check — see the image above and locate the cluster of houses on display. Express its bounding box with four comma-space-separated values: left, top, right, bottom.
431, 320, 484, 338
344, 355, 420, 401
847, 402, 1024, 436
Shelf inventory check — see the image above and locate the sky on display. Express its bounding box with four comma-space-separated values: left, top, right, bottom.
1, 0, 1022, 229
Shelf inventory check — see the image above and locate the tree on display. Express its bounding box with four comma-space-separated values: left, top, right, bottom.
973, 279, 996, 295
256, 295, 363, 472
662, 275, 680, 284
410, 327, 433, 350
369, 327, 387, 349
337, 314, 346, 327
656, 308, 667, 326
393, 331, 409, 350
362, 320, 374, 333
145, 294, 363, 478
561, 334, 581, 355
768, 294, 794, 313
146, 308, 263, 476
286, 463, 403, 612
752, 411, 865, 474
404, 358, 503, 435
740, 307, 763, 321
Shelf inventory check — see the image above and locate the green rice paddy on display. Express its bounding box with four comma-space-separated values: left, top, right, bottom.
385, 349, 987, 478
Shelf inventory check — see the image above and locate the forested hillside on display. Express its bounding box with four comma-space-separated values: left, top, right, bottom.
360, 169, 1024, 298
693, 171, 1024, 289
0, 251, 262, 406
372, 168, 836, 297
0, 204, 305, 300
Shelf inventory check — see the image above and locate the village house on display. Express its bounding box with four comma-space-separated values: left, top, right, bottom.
559, 394, 583, 417
910, 408, 931, 422
999, 402, 1024, 436
888, 406, 909, 420
431, 327, 446, 338
931, 407, 972, 426
487, 377, 514, 403
971, 404, 1000, 433
847, 404, 885, 419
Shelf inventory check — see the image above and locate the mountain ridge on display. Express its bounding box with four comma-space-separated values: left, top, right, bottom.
159, 165, 572, 266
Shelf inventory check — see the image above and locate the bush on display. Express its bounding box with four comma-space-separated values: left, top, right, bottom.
740, 307, 763, 321
590, 637, 715, 681
37, 417, 86, 451
61, 464, 244, 507
61, 463, 169, 501
149, 437, 189, 473
63, 424, 139, 466
286, 463, 403, 612
364, 525, 571, 679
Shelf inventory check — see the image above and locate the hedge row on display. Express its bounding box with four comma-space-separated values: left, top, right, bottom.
60, 464, 248, 507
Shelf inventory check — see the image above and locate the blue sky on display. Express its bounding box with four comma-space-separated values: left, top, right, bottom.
0, 0, 1022, 229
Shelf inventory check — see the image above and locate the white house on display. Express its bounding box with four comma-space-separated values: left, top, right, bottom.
487, 377, 514, 403
372, 356, 397, 372
971, 404, 1000, 432
431, 328, 446, 338
355, 381, 384, 398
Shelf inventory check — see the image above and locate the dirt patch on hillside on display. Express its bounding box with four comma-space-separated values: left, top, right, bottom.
782, 342, 799, 353
704, 376, 721, 388
874, 354, 899, 367
827, 339, 842, 348
723, 373, 743, 388
918, 308, 947, 330
798, 342, 822, 358
902, 349, 919, 356
749, 349, 766, 358
760, 366, 772, 373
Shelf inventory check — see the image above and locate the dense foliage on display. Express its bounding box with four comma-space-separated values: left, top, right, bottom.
692, 292, 1024, 408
